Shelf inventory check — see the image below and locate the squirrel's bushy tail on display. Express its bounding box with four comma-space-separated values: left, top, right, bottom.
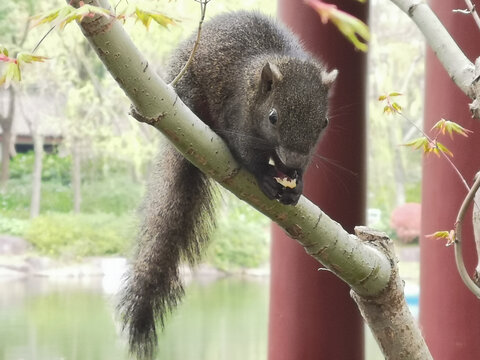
118, 143, 215, 359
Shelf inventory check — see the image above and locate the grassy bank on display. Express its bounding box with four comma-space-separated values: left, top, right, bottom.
1, 152, 270, 269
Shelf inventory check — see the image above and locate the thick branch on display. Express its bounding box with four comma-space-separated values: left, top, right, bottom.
353, 228, 432, 360
390, 0, 476, 98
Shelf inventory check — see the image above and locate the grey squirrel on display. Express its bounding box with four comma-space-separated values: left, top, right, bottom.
118, 10, 337, 359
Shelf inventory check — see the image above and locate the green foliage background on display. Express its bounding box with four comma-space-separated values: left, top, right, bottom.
0, 0, 425, 266
0, 0, 276, 269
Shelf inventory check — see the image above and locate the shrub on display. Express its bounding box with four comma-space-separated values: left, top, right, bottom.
390, 203, 421, 244
10, 152, 72, 184
207, 192, 270, 271
25, 212, 137, 258
0, 217, 29, 236
0, 175, 143, 218
81, 177, 143, 215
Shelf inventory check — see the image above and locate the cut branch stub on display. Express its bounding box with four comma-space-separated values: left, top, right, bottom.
351, 227, 433, 360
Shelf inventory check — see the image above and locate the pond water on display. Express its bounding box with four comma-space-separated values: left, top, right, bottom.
0, 274, 387, 360
0, 275, 269, 360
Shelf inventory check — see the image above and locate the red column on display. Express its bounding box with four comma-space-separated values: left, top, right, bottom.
420, 1, 480, 359
269, 1, 368, 359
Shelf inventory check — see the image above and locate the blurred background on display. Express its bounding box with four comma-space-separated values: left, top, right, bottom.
0, 0, 423, 359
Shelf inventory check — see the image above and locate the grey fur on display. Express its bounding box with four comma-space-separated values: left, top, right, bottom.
118, 11, 335, 359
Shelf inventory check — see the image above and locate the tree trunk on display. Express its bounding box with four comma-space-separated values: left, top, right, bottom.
0, 128, 12, 191
72, 139, 82, 213
30, 133, 44, 218
0, 87, 15, 191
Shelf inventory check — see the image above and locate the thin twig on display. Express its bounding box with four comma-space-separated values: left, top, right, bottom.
440, 150, 471, 193
169, 0, 210, 87
31, 26, 56, 54
455, 1, 480, 32
454, 172, 480, 298
399, 111, 471, 193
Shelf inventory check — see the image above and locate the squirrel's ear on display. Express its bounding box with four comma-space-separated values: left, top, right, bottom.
321, 69, 338, 88
261, 62, 283, 93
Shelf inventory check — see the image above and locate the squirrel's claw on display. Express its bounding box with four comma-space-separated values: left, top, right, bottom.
278, 178, 303, 205
256, 165, 303, 206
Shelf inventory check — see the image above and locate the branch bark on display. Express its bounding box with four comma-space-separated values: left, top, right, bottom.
455, 172, 480, 294
70, 0, 431, 358
389, 0, 477, 99
353, 227, 432, 360
474, 172, 480, 286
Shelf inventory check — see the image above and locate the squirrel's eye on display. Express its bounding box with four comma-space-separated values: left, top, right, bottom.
322, 117, 329, 129
269, 109, 278, 125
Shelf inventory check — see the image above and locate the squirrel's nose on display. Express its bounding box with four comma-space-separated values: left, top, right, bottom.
275, 146, 309, 172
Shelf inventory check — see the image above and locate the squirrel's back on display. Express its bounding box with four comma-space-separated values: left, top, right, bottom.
167, 11, 304, 81
167, 12, 310, 124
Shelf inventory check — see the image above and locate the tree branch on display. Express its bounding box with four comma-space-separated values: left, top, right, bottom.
169, 0, 209, 87
389, 0, 476, 99
352, 227, 432, 360
458, 0, 480, 33
455, 172, 480, 297
473, 171, 480, 286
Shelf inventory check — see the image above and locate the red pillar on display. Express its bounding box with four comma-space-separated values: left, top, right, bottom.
269, 1, 368, 359
420, 1, 480, 359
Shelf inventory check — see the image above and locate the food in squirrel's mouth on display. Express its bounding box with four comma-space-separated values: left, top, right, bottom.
269, 157, 298, 189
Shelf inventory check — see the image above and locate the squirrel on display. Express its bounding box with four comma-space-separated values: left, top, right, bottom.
118, 10, 337, 359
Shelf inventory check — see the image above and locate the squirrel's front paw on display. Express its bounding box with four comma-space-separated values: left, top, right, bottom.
257, 170, 285, 201
256, 166, 303, 206
278, 180, 303, 205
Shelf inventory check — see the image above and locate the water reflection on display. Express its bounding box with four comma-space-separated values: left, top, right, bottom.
0, 276, 269, 360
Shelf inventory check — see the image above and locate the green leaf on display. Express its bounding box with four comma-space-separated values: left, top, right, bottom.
134, 7, 175, 30
392, 102, 402, 113
431, 118, 473, 138
1, 62, 21, 87
32, 4, 111, 30
426, 230, 456, 246
379, 91, 403, 114
403, 137, 429, 151
17, 52, 49, 64
404, 138, 454, 157
436, 141, 453, 157
383, 105, 393, 114
32, 7, 63, 27
0, 45, 9, 57
388, 92, 402, 97
305, 0, 369, 52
